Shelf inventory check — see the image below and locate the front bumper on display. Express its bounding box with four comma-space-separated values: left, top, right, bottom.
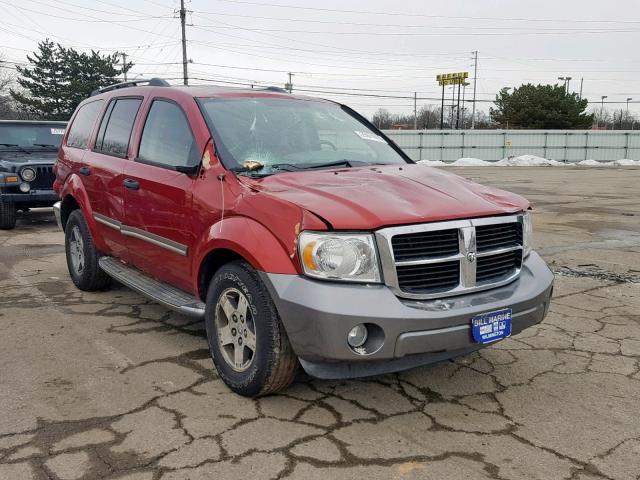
1, 189, 58, 206
260, 251, 554, 379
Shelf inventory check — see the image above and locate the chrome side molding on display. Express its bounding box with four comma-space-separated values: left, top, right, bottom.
93, 213, 188, 256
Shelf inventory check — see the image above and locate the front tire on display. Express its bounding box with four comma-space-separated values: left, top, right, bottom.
205, 261, 298, 397
0, 198, 16, 230
64, 209, 111, 291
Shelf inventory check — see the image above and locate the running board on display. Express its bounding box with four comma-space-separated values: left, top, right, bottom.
98, 257, 205, 319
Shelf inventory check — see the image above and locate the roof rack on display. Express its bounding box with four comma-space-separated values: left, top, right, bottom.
90, 78, 170, 97
262, 86, 289, 93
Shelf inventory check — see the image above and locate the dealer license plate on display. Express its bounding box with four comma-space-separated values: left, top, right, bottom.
471, 308, 512, 344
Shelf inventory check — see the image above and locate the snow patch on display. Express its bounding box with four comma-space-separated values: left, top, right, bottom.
418, 155, 640, 167
496, 155, 566, 167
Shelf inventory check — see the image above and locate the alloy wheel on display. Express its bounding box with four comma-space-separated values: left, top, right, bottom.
215, 287, 257, 372
69, 226, 85, 275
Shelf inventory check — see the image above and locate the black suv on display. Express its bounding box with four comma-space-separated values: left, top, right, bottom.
0, 120, 66, 229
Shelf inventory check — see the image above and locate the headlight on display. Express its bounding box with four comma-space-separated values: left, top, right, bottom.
522, 212, 533, 257
20, 167, 36, 182
298, 231, 381, 283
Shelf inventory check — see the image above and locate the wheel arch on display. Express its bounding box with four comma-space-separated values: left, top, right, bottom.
197, 248, 245, 301
59, 194, 80, 229
58, 174, 105, 250
193, 216, 299, 300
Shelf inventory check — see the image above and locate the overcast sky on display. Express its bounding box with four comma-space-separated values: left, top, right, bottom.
2, 0, 639, 118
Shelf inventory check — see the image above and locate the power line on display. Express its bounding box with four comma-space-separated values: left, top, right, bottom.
191, 22, 640, 37
195, 0, 640, 25
193, 11, 640, 32
23, 0, 163, 18
5, 4, 171, 24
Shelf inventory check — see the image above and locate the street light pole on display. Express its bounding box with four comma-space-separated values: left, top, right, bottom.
600, 95, 608, 129
471, 50, 478, 129
626, 98, 633, 126
565, 77, 572, 94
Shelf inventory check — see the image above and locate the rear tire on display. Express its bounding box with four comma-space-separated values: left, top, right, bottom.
64, 209, 111, 291
0, 198, 16, 230
205, 260, 298, 397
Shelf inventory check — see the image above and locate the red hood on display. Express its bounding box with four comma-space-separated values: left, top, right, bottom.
244, 164, 528, 230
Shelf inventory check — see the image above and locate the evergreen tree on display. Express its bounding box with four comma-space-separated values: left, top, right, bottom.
10, 39, 132, 120
490, 84, 593, 129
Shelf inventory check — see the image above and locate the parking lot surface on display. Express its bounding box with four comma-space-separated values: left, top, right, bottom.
1, 167, 639, 480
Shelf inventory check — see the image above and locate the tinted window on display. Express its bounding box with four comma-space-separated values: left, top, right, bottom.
67, 100, 103, 149
95, 98, 142, 157
138, 100, 199, 168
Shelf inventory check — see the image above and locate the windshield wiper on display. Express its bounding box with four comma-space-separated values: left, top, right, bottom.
229, 166, 272, 178
304, 159, 374, 169
0, 143, 30, 154
270, 163, 305, 172
33, 143, 58, 148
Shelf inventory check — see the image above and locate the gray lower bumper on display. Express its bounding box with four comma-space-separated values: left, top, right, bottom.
260, 252, 554, 379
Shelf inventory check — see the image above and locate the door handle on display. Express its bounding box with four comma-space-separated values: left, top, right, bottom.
123, 178, 140, 190
79, 166, 91, 176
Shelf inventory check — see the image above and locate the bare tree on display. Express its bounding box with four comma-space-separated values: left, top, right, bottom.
0, 54, 24, 119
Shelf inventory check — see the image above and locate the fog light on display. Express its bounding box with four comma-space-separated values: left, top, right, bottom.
347, 324, 368, 348
19, 182, 30, 193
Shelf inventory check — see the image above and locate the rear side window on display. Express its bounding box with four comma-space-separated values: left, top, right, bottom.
138, 100, 199, 168
94, 98, 142, 157
66, 100, 103, 149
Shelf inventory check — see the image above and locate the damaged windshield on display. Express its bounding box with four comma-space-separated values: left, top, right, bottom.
197, 97, 408, 175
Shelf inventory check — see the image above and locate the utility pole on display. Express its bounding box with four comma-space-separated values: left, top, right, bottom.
121, 52, 128, 81
286, 72, 294, 93
180, 0, 188, 85
579, 77, 584, 99
471, 50, 478, 129
413, 92, 417, 129
558, 76, 570, 93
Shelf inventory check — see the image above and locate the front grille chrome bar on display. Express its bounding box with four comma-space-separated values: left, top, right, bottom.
375, 214, 524, 300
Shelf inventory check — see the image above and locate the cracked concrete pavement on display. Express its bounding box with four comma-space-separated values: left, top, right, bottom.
1, 167, 639, 480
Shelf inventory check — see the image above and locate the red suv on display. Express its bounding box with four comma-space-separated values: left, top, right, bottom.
53, 79, 553, 397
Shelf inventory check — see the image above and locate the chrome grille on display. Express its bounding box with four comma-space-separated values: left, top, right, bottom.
476, 249, 522, 284
375, 215, 525, 300
396, 260, 460, 294
476, 223, 523, 252
391, 229, 458, 262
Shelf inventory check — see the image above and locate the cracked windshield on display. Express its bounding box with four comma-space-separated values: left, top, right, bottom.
199, 97, 407, 174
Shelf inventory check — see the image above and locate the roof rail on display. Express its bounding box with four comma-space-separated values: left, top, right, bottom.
262, 86, 289, 93
90, 78, 170, 97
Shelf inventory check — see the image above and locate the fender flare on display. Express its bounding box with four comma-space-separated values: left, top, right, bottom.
191, 216, 299, 293
59, 174, 106, 251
